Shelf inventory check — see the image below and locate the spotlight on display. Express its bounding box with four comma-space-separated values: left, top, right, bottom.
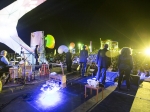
144, 48, 150, 56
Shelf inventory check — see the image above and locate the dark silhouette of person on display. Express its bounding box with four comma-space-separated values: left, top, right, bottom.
34, 45, 39, 65
66, 50, 72, 72
90, 62, 98, 76
117, 47, 133, 91
79, 45, 88, 77
96, 44, 111, 84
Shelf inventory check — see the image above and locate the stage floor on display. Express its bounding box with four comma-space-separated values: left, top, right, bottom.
0, 68, 150, 112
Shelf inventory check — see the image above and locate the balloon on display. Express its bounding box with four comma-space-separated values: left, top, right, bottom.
70, 42, 75, 48
45, 35, 55, 49
58, 47, 63, 54
64, 47, 69, 53
58, 45, 69, 54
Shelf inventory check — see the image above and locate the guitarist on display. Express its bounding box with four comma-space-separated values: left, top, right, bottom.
34, 45, 39, 65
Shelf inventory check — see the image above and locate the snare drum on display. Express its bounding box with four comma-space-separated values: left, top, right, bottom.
9, 68, 19, 79
9, 61, 19, 66
19, 60, 28, 66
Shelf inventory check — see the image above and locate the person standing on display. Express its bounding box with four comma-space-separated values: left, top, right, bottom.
96, 44, 111, 84
117, 47, 133, 91
66, 50, 72, 72
79, 45, 88, 77
34, 45, 39, 65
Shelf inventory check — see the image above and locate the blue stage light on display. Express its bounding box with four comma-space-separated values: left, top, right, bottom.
35, 80, 62, 109
37, 91, 61, 108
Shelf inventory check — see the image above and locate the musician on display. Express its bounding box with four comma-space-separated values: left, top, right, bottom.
79, 45, 88, 77
0, 50, 12, 84
66, 50, 72, 72
34, 45, 39, 65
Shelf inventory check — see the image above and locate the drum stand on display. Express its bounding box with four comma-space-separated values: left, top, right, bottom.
22, 56, 37, 85
21, 56, 31, 85
23, 59, 26, 84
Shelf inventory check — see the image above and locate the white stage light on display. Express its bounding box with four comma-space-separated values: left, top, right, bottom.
145, 48, 150, 55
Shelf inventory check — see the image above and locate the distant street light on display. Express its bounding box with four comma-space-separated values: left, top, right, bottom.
69, 46, 72, 50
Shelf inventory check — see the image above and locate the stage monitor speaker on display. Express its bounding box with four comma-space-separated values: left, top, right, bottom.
130, 74, 140, 86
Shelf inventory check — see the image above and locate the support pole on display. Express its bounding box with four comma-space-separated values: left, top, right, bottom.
90, 41, 92, 52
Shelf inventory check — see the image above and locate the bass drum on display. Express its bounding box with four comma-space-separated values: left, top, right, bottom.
19, 60, 28, 66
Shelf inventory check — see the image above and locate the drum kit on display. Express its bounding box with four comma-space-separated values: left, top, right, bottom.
9, 58, 32, 84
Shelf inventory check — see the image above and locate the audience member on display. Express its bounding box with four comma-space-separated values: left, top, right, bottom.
66, 50, 72, 72
90, 62, 98, 76
95, 44, 111, 85
117, 47, 133, 91
79, 45, 88, 77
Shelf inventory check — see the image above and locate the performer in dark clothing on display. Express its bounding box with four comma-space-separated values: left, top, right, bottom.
79, 45, 88, 77
117, 47, 133, 91
66, 50, 72, 72
34, 45, 39, 65
90, 62, 98, 76
96, 44, 111, 84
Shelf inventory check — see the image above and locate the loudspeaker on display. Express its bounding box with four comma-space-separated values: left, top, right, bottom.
130, 74, 140, 86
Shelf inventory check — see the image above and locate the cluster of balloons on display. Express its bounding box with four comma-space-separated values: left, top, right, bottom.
57, 42, 76, 54
44, 37, 87, 54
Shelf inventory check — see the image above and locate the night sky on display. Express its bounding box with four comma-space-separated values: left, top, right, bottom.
1, 0, 150, 53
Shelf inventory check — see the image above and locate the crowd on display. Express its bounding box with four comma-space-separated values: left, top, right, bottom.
64, 44, 150, 91
1, 44, 150, 91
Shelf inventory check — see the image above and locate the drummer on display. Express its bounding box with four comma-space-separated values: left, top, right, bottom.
0, 50, 12, 84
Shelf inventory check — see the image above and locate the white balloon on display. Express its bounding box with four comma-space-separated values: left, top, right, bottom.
58, 47, 63, 54
64, 47, 69, 53
58, 45, 69, 54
